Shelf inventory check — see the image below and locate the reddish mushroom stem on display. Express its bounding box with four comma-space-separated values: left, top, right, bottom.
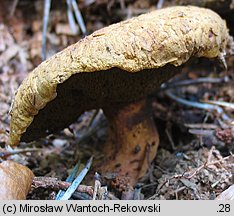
98, 99, 159, 187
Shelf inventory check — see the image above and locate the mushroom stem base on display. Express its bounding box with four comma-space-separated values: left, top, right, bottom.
97, 99, 159, 188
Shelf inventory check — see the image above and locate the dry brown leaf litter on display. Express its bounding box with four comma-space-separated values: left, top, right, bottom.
0, 160, 34, 200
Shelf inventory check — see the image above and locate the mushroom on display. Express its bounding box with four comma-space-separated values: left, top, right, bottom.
8, 6, 233, 187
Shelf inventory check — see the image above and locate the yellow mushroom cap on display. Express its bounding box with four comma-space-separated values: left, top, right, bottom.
8, 6, 233, 146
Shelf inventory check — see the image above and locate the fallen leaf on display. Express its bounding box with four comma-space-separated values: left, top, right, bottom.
0, 160, 34, 200
216, 184, 234, 200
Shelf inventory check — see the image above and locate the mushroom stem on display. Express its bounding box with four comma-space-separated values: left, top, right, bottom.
99, 99, 159, 186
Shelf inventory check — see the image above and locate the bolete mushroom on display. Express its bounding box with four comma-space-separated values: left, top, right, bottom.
8, 6, 233, 187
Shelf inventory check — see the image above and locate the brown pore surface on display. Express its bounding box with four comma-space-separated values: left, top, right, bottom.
21, 66, 179, 142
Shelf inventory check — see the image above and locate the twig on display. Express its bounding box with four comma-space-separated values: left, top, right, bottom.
92, 176, 101, 200
161, 76, 229, 90
66, 0, 79, 34
71, 0, 87, 35
88, 109, 103, 128
184, 123, 218, 129
41, 0, 51, 61
32, 177, 94, 196
207, 146, 215, 163
156, 0, 164, 9
202, 99, 234, 110
10, 0, 19, 17
188, 129, 213, 136
165, 128, 176, 150
165, 90, 231, 122
211, 179, 222, 188
174, 186, 186, 195
0, 148, 39, 159
92, 172, 109, 200
32, 176, 118, 200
